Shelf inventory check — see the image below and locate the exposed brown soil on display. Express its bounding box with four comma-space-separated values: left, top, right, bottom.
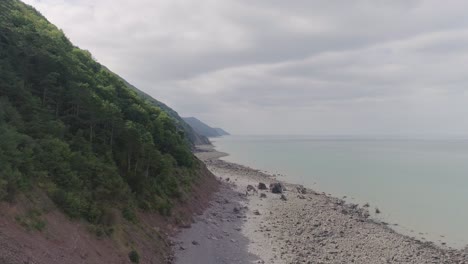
0, 160, 218, 264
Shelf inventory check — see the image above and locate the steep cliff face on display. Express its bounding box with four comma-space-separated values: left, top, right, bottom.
183, 117, 230, 138
0, 0, 218, 262
213, 127, 230, 136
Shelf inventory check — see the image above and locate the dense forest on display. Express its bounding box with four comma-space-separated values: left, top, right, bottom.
118, 75, 211, 146
0, 0, 202, 228
183, 117, 230, 138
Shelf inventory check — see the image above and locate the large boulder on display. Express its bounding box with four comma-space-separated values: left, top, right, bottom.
258, 182, 268, 190
247, 184, 256, 191
296, 185, 307, 194
270, 182, 283, 194
246, 184, 257, 194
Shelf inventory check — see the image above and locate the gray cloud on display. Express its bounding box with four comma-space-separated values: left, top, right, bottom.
24, 0, 468, 136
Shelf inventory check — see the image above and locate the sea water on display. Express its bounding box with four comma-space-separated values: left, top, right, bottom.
212, 135, 468, 249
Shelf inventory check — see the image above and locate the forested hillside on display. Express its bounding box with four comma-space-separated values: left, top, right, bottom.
183, 117, 229, 138
0, 0, 205, 227
117, 75, 211, 146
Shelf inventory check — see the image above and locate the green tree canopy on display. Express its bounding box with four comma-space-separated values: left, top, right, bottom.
0, 0, 200, 223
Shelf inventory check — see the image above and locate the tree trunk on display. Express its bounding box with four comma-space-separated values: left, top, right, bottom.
89, 124, 93, 144
134, 160, 138, 175
42, 87, 47, 105
127, 153, 131, 172
55, 101, 60, 118
110, 124, 114, 151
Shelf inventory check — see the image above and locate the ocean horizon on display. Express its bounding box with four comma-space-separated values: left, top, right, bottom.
212, 135, 468, 249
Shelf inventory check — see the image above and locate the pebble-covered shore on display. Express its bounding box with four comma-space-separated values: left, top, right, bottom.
174, 145, 467, 264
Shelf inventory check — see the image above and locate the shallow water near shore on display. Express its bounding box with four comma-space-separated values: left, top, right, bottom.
212, 135, 468, 249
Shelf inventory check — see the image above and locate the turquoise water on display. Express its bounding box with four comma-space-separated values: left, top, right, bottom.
212, 135, 468, 249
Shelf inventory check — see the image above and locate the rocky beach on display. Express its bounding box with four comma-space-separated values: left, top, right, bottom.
173, 145, 467, 264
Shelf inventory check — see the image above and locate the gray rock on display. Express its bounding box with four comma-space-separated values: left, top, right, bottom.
258, 182, 268, 190
270, 183, 283, 194
296, 185, 307, 194
247, 184, 258, 193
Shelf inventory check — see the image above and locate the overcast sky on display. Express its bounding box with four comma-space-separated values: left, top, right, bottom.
24, 0, 468, 136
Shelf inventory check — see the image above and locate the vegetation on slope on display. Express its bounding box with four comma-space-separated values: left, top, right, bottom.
0, 0, 201, 227
183, 117, 229, 138
117, 75, 211, 146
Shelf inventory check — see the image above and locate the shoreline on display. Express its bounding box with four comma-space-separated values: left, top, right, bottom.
173, 144, 467, 263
